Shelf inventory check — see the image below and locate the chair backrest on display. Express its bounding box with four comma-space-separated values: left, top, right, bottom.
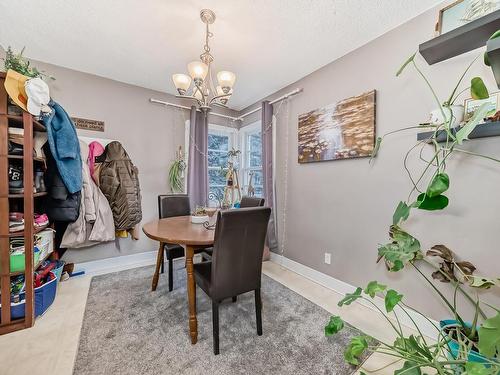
211, 207, 271, 300
240, 196, 265, 208
158, 194, 191, 219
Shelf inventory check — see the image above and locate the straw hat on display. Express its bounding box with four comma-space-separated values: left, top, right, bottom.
4, 69, 29, 111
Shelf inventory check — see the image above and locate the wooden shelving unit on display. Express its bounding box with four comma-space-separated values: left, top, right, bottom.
419, 10, 500, 65
0, 71, 49, 335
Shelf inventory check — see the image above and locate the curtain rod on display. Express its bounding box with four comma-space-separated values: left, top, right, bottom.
237, 88, 303, 120
149, 98, 240, 121
149, 87, 302, 122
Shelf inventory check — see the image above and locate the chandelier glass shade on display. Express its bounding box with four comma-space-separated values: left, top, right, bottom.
172, 9, 236, 112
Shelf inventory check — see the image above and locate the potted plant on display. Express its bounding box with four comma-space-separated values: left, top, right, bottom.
324, 49, 500, 374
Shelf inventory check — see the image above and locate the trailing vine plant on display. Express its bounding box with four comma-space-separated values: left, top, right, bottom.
325, 50, 500, 374
168, 146, 186, 193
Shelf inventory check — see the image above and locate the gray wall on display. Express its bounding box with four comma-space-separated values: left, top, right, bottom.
240, 6, 500, 320
1, 46, 238, 263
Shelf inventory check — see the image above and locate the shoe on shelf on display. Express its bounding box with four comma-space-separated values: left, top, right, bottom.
8, 140, 23, 156
34, 213, 49, 229
9, 212, 24, 233
34, 169, 46, 193
9, 238, 25, 254
8, 163, 23, 193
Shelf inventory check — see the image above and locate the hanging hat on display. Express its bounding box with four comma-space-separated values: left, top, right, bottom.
25, 77, 51, 116
4, 69, 29, 111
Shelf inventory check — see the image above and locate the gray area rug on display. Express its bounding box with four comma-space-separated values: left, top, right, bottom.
74, 264, 373, 375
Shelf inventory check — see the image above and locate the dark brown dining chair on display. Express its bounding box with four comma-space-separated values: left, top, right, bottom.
193, 207, 271, 355
158, 194, 205, 292
240, 196, 265, 208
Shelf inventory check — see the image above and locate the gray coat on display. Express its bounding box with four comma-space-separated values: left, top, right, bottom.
61, 141, 115, 248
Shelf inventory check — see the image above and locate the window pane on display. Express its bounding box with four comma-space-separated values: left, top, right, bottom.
251, 170, 263, 186
208, 134, 229, 151
249, 133, 261, 152
249, 152, 261, 168
254, 187, 263, 197
209, 169, 227, 186
208, 151, 228, 168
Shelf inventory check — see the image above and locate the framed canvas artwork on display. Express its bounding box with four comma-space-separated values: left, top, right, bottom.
298, 90, 376, 163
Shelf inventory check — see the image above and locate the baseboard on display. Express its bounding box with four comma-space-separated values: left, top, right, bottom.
75, 251, 159, 276
270, 253, 439, 340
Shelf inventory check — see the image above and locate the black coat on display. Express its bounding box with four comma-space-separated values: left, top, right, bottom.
43, 143, 81, 222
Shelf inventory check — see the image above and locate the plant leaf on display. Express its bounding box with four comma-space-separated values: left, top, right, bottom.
426, 173, 450, 198
478, 312, 500, 357
377, 226, 422, 271
325, 316, 344, 336
344, 336, 368, 366
470, 77, 489, 100
416, 193, 449, 211
464, 362, 497, 375
370, 136, 382, 162
385, 289, 403, 313
338, 287, 362, 307
469, 276, 499, 289
456, 103, 491, 145
395, 361, 422, 375
364, 281, 387, 298
455, 261, 476, 276
396, 52, 417, 77
426, 244, 453, 262
393, 201, 411, 225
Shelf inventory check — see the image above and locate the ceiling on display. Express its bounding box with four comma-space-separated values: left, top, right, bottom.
0, 0, 441, 110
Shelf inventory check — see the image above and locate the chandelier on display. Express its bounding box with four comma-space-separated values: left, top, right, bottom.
172, 9, 236, 112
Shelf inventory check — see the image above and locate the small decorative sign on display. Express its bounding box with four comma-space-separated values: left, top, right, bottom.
72, 117, 105, 132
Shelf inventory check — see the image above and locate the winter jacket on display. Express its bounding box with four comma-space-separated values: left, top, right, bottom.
41, 100, 82, 194
99, 142, 142, 230
88, 141, 105, 185
43, 143, 81, 222
61, 142, 115, 248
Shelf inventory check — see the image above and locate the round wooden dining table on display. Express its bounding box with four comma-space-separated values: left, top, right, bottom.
142, 216, 215, 345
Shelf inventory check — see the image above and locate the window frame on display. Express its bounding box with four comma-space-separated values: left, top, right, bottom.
239, 121, 263, 197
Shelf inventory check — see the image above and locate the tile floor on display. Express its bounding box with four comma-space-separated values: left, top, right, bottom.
0, 260, 429, 374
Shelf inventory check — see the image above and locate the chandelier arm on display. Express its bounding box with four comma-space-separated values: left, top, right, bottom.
209, 93, 232, 105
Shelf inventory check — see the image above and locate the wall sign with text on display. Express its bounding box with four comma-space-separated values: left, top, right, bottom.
72, 117, 105, 132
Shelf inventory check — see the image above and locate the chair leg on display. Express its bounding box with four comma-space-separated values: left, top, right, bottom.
255, 288, 262, 336
212, 300, 220, 355
232, 296, 237, 303
168, 256, 174, 292
160, 249, 165, 274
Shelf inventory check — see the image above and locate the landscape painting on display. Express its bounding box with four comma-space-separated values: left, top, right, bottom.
298, 90, 376, 163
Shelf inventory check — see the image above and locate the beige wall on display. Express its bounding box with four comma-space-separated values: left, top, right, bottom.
1, 46, 238, 263
240, 6, 500, 320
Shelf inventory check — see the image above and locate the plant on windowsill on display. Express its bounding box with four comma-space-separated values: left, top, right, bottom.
168, 146, 186, 193
324, 50, 500, 374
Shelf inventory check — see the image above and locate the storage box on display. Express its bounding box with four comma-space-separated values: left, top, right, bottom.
0, 272, 58, 322
9, 247, 41, 273
35, 229, 54, 260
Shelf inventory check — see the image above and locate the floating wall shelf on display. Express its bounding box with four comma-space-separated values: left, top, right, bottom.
416, 121, 500, 143
419, 10, 500, 65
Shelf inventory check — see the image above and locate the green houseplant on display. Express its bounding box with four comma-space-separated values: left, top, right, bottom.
325, 50, 500, 374
2, 46, 54, 79
168, 146, 186, 193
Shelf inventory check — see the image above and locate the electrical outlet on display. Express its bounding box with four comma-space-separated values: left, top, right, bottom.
324, 252, 331, 265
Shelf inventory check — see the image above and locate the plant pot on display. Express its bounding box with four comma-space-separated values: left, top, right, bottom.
440, 319, 498, 371
429, 105, 464, 127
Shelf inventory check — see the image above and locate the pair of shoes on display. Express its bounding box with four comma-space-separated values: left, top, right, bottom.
9, 237, 24, 254
34, 213, 49, 229
9, 212, 24, 233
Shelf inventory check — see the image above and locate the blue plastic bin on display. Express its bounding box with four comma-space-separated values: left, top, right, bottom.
0, 272, 58, 321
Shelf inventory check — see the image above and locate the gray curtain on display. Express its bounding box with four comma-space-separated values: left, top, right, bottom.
262, 101, 278, 252
187, 106, 208, 209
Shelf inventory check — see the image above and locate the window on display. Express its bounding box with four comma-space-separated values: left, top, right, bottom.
207, 125, 236, 204
240, 122, 263, 198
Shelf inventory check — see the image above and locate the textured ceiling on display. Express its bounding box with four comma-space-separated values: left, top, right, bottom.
0, 0, 441, 110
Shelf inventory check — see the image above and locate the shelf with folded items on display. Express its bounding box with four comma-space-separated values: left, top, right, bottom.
2, 226, 50, 239
7, 115, 46, 132
7, 155, 45, 163
7, 192, 48, 199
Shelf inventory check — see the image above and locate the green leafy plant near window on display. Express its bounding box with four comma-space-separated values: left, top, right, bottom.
325, 48, 500, 374
168, 146, 186, 193
2, 46, 54, 79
